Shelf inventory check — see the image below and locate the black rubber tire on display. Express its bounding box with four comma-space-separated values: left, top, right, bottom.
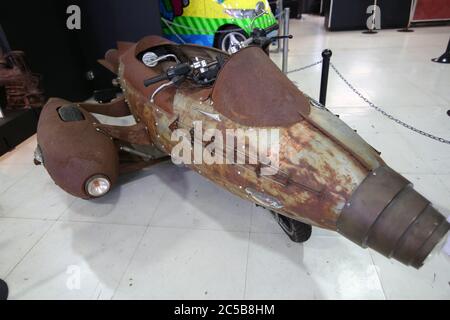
0, 279, 8, 300
215, 26, 247, 52
272, 211, 312, 243
57, 105, 85, 122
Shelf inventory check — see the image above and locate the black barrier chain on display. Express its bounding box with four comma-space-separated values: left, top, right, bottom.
330, 62, 450, 145
286, 59, 323, 74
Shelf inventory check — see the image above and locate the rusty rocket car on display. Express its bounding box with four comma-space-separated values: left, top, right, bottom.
35, 33, 449, 269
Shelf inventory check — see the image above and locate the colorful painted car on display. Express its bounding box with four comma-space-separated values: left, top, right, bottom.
160, 0, 278, 51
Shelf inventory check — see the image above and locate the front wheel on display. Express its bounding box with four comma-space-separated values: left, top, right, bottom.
215, 26, 247, 53
272, 211, 312, 243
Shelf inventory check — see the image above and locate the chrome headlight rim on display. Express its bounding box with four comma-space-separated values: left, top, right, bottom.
84, 174, 111, 198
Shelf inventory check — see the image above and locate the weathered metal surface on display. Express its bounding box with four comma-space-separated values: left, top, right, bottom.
78, 97, 131, 117
307, 106, 384, 171
0, 51, 45, 109
116, 37, 448, 267
117, 41, 135, 55
37, 98, 119, 199
104, 49, 120, 74
37, 35, 449, 268
337, 166, 450, 268
393, 205, 445, 265
94, 121, 152, 145
211, 47, 309, 127
336, 166, 410, 246
166, 91, 367, 229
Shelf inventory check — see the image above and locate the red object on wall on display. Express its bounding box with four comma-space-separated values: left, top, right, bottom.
413, 0, 450, 21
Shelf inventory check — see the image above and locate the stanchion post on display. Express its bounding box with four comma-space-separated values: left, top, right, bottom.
398, 0, 416, 32
432, 37, 450, 64
282, 7, 290, 74
319, 49, 332, 106
276, 0, 284, 52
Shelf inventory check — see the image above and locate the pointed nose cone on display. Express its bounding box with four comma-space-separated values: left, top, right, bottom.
337, 166, 450, 268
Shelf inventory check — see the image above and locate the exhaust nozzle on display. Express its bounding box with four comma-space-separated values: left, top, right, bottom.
337, 166, 450, 269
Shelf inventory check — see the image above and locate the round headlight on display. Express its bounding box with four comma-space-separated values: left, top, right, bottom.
85, 175, 111, 197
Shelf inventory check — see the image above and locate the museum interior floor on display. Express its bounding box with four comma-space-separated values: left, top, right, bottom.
1, 15, 449, 299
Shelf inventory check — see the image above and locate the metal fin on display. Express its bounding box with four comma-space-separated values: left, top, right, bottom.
195, 109, 221, 122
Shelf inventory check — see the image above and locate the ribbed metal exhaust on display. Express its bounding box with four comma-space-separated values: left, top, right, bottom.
337, 166, 450, 269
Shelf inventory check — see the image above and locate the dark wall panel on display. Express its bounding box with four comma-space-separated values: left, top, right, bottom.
324, 0, 412, 31
0, 1, 91, 101
0, 0, 162, 101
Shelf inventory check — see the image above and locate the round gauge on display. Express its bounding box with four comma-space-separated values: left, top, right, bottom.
142, 52, 158, 67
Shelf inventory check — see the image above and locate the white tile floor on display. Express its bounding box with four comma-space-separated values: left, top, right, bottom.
1, 15, 450, 300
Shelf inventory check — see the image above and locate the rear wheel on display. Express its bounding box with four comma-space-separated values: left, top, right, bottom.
215, 26, 247, 53
271, 211, 312, 243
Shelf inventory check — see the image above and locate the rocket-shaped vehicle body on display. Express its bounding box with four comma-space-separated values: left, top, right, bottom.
35, 34, 449, 269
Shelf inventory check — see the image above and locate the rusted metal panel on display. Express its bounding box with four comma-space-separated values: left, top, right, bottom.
78, 96, 131, 117
336, 166, 410, 245
306, 106, 384, 171
117, 41, 135, 55
98, 39, 450, 266
94, 122, 152, 145
367, 185, 429, 256
410, 219, 449, 268
211, 47, 309, 127
37, 98, 119, 199
337, 165, 449, 268
393, 205, 445, 265
167, 93, 366, 229
36, 36, 449, 269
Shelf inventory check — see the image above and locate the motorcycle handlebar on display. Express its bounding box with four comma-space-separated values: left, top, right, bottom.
143, 73, 169, 87
143, 63, 191, 87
